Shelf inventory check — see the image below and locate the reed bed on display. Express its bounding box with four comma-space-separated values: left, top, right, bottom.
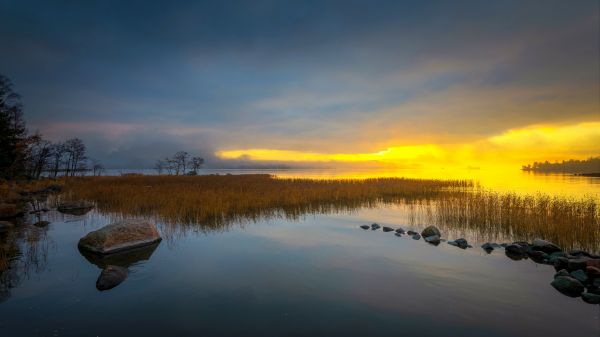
59, 174, 600, 251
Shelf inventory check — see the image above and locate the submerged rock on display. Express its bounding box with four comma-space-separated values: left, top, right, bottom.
96, 265, 128, 291
549, 251, 567, 259
531, 238, 562, 254
78, 220, 162, 254
382, 226, 394, 232
412, 234, 421, 240
550, 256, 569, 270
481, 242, 497, 253
394, 232, 403, 237
395, 228, 405, 234
371, 223, 380, 230
33, 220, 50, 228
421, 226, 440, 238
551, 276, 584, 297
58, 201, 94, 215
359, 225, 370, 230
424, 234, 441, 245
505, 244, 527, 256
582, 292, 600, 304
527, 250, 549, 263
407, 230, 417, 236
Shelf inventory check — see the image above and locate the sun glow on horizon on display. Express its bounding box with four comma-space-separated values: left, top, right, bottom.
217, 121, 600, 168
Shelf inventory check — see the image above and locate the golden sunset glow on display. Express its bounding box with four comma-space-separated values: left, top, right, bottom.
217, 121, 600, 168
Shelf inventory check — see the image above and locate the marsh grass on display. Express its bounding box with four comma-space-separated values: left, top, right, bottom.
59, 174, 600, 251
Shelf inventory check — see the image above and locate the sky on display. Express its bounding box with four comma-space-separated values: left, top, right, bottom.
1, 0, 599, 169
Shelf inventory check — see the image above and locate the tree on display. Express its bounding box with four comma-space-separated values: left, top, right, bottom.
24, 133, 52, 179
0, 74, 27, 179
190, 156, 204, 174
172, 151, 189, 175
47, 142, 66, 178
91, 159, 104, 176
64, 138, 87, 176
154, 159, 165, 175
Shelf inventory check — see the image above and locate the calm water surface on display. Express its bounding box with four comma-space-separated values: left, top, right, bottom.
1, 203, 598, 337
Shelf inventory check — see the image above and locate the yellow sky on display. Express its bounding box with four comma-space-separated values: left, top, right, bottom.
217, 121, 600, 169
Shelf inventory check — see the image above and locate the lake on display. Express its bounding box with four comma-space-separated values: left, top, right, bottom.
0, 171, 599, 336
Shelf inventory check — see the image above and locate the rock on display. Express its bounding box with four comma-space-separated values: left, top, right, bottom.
582, 292, 600, 304
570, 270, 589, 284
78, 220, 162, 254
569, 250, 594, 258
554, 269, 569, 278
586, 266, 600, 277
359, 225, 370, 230
382, 226, 394, 232
481, 242, 495, 253
586, 259, 600, 269
421, 226, 440, 238
0, 203, 23, 219
452, 238, 469, 249
33, 220, 50, 228
96, 265, 128, 291
551, 276, 584, 297
424, 234, 440, 245
0, 221, 14, 231
394, 232, 402, 237
395, 228, 405, 234
58, 201, 94, 215
407, 230, 417, 236
531, 238, 562, 254
550, 256, 569, 270
505, 244, 527, 256
79, 241, 160, 269
500, 243, 508, 248
527, 250, 549, 263
412, 234, 421, 240
568, 258, 589, 271
549, 251, 567, 259
371, 223, 380, 230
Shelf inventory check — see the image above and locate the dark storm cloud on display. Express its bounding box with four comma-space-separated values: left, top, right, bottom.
0, 0, 598, 165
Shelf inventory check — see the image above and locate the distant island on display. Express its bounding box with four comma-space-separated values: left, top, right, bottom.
522, 156, 600, 174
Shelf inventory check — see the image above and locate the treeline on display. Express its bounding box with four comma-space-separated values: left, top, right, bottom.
522, 157, 600, 174
154, 151, 204, 175
0, 74, 102, 180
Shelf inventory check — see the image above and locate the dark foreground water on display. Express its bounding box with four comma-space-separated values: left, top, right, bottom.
0, 205, 599, 337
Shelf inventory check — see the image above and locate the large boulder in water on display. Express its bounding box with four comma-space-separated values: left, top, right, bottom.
96, 265, 128, 291
421, 226, 440, 238
78, 220, 162, 254
531, 238, 562, 254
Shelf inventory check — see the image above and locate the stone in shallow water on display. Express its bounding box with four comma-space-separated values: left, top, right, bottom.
412, 234, 421, 240
33, 220, 50, 227
570, 270, 589, 284
371, 223, 380, 230
359, 225, 370, 230
550, 256, 569, 270
450, 238, 469, 249
531, 238, 562, 254
505, 244, 527, 256
551, 276, 584, 297
554, 269, 569, 278
407, 230, 417, 236
78, 220, 162, 254
382, 226, 394, 232
527, 250, 549, 263
421, 226, 440, 238
581, 292, 600, 304
57, 201, 94, 215
586, 266, 600, 277
549, 251, 567, 259
395, 228, 405, 234
568, 258, 589, 271
481, 242, 495, 253
96, 265, 128, 291
424, 234, 440, 245
394, 232, 402, 237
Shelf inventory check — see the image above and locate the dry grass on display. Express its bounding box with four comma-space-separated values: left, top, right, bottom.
58, 174, 600, 251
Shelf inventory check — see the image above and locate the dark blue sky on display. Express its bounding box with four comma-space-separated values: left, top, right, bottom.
1, 0, 598, 167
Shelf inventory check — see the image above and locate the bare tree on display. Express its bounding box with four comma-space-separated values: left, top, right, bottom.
24, 133, 51, 179
173, 151, 189, 175
64, 138, 87, 177
91, 159, 104, 176
154, 159, 165, 175
190, 156, 204, 174
47, 142, 65, 178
